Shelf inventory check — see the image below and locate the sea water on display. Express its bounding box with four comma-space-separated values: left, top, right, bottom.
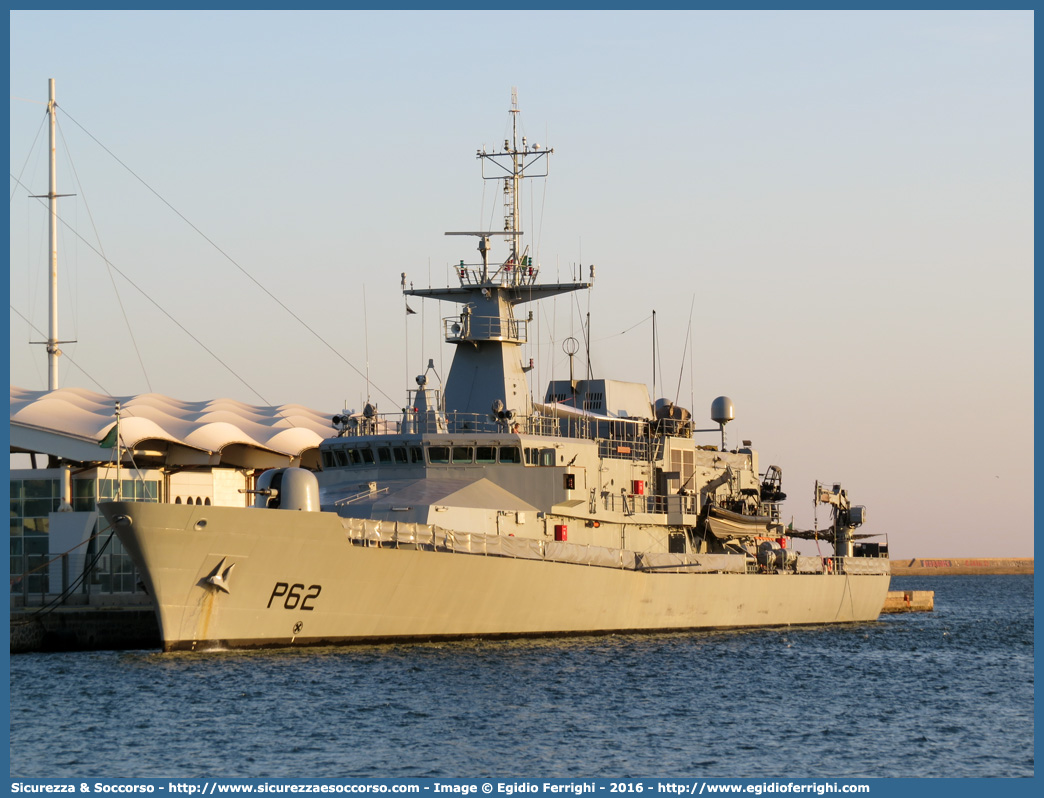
8, 575, 1033, 778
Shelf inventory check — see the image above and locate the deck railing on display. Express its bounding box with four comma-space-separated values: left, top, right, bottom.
331, 408, 686, 464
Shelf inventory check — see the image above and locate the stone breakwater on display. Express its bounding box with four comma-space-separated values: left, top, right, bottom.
890, 557, 1033, 576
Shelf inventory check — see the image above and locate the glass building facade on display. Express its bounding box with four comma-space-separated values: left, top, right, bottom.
9, 471, 161, 598
10, 477, 60, 595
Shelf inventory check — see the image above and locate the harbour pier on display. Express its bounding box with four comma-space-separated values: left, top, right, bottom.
10, 606, 159, 653
890, 558, 1032, 576
881, 590, 934, 613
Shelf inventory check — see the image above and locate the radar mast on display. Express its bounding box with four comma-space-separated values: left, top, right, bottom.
476, 86, 551, 285
403, 91, 591, 421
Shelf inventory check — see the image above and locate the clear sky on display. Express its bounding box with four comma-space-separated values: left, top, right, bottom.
8, 10, 1033, 558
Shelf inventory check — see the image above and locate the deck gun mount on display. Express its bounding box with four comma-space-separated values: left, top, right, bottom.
816, 482, 867, 558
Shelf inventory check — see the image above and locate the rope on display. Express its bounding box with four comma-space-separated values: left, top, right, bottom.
10, 523, 118, 621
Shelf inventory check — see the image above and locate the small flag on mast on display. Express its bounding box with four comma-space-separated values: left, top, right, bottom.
98, 425, 118, 448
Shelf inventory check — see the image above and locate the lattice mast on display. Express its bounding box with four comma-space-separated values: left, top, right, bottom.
505, 88, 522, 265
476, 87, 551, 283
404, 90, 590, 420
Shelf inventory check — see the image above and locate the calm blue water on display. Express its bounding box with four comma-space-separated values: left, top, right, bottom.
8, 575, 1033, 778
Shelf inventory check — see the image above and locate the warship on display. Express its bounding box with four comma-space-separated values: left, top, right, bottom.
101, 95, 890, 652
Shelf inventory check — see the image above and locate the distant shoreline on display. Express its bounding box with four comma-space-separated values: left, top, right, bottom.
890, 557, 1033, 576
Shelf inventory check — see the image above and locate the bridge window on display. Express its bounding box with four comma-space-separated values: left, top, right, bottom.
499, 446, 521, 464
393, 447, 409, 464
377, 447, 392, 464
335, 449, 349, 467
476, 446, 497, 464
360, 448, 375, 465
525, 447, 556, 466
452, 446, 473, 464
428, 446, 450, 464
410, 446, 424, 463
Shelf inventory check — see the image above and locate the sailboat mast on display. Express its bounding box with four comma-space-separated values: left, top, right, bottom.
47, 78, 60, 390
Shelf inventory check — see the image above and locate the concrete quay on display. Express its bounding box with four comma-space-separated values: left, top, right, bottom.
10, 606, 159, 653
889, 557, 1033, 576
881, 590, 934, 613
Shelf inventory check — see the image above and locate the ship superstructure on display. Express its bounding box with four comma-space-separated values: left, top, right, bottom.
101, 94, 889, 651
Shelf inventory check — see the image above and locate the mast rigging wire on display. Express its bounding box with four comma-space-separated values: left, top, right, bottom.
9, 111, 46, 204
674, 294, 696, 406
10, 174, 277, 409
56, 108, 398, 406
55, 118, 153, 391
10, 305, 112, 395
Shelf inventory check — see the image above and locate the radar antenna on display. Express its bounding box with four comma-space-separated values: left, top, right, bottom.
476, 88, 552, 285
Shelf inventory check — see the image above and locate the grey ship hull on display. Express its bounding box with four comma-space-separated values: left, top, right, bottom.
87, 98, 891, 655
104, 501, 890, 652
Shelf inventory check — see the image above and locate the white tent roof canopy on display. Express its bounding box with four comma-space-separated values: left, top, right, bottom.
10, 387, 335, 470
